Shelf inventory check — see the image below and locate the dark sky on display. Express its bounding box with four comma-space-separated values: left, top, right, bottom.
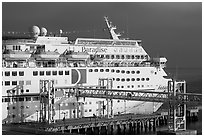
2, 2, 202, 69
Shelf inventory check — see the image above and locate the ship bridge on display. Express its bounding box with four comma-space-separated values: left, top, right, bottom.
75, 38, 141, 47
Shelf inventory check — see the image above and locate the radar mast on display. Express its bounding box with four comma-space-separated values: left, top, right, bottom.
104, 16, 121, 40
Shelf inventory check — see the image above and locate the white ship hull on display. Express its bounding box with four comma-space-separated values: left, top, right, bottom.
2, 66, 170, 123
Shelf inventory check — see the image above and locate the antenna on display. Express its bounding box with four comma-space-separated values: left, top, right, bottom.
126, 15, 129, 38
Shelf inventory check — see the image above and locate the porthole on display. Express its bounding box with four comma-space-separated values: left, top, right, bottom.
94, 69, 98, 72
136, 78, 140, 81
126, 78, 130, 81
141, 78, 145, 81
146, 78, 150, 81
121, 78, 125, 82
116, 78, 120, 81
100, 69, 104, 72
105, 69, 109, 72
131, 78, 135, 81
136, 71, 140, 74
126, 71, 130, 74
131, 55, 135, 59
131, 71, 135, 74
111, 55, 114, 59
89, 69, 93, 72
111, 69, 115, 72
116, 70, 120, 73
121, 55, 125, 59
121, 70, 125, 73
116, 55, 120, 59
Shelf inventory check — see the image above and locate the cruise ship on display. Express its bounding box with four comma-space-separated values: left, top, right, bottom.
2, 17, 171, 123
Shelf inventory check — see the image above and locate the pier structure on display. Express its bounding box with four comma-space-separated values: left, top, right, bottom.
3, 79, 201, 134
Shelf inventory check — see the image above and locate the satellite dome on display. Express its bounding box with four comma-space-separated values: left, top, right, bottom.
41, 27, 47, 36
30, 26, 40, 38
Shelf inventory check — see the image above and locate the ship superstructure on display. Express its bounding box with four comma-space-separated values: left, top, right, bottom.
2, 17, 170, 123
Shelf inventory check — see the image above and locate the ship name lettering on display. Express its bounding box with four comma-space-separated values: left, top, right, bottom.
82, 47, 107, 53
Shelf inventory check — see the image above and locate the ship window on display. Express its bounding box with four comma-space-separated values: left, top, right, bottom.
111, 55, 114, 59
33, 71, 38, 76
26, 97, 31, 101
89, 109, 92, 112
126, 71, 130, 74
65, 71, 69, 75
155, 72, 157, 75
46, 71, 51, 76
136, 78, 140, 81
127, 85, 130, 88
141, 55, 144, 59
117, 86, 120, 88
13, 106, 16, 109
94, 69, 98, 72
146, 78, 150, 81
52, 71, 57, 75
116, 70, 120, 73
131, 78, 135, 81
85, 109, 87, 112
131, 71, 135, 74
136, 71, 140, 74
101, 55, 104, 58
33, 97, 39, 101
106, 55, 110, 59
105, 69, 109, 72
121, 70, 125, 73
59, 71, 63, 75
19, 81, 24, 85
12, 81, 17, 85
141, 78, 145, 81
145, 55, 148, 59
26, 89, 29, 92
12, 71, 17, 76
19, 98, 24, 102
121, 55, 125, 59
5, 81, 10, 86
21, 89, 24, 93
5, 98, 10, 102
111, 69, 115, 72
132, 85, 134, 88
116, 55, 120, 59
100, 69, 104, 72
5, 71, 10, 76
112, 78, 115, 81
121, 86, 124, 88
89, 69, 93, 72
26, 80, 31, 85
136, 55, 140, 59
126, 55, 130, 59
116, 78, 120, 81
19, 71, 24, 76
121, 78, 125, 82
142, 85, 144, 87
40, 71, 44, 76
126, 78, 130, 82
138, 85, 140, 87
131, 55, 135, 59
